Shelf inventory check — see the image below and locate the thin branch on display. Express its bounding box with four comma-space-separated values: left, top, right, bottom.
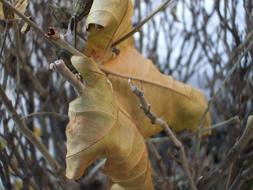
50, 59, 85, 95
111, 0, 176, 47
23, 112, 69, 120
198, 115, 253, 189
0, 25, 8, 58
194, 36, 253, 171
0, 84, 64, 176
200, 116, 240, 134
130, 84, 197, 190
225, 164, 234, 190
229, 164, 253, 190
84, 159, 106, 182
196, 32, 253, 133
147, 140, 167, 175
22, 64, 47, 98
150, 116, 240, 143
3, 23, 48, 98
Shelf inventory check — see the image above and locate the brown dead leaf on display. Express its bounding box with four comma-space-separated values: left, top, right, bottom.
84, 0, 210, 136
66, 56, 153, 189
65, 0, 211, 189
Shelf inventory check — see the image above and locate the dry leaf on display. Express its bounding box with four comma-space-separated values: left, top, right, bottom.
66, 56, 153, 189
84, 0, 210, 137
65, 0, 211, 189
84, 0, 134, 62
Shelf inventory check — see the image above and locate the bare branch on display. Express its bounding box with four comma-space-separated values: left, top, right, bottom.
198, 115, 253, 189
194, 37, 253, 171
23, 112, 69, 120
130, 84, 197, 190
229, 164, 253, 190
0, 0, 84, 57
0, 84, 64, 176
150, 116, 240, 143
84, 159, 106, 182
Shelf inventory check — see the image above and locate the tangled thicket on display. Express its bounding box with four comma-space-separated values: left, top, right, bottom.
0, 0, 253, 190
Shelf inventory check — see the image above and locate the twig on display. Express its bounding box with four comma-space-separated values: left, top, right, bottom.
0, 84, 64, 176
201, 116, 240, 134
85, 159, 106, 182
50, 59, 85, 95
147, 140, 167, 175
0, 25, 8, 58
130, 84, 197, 190
197, 115, 253, 189
4, 23, 48, 98
23, 112, 69, 120
147, 139, 173, 188
22, 64, 47, 98
225, 164, 234, 190
196, 33, 253, 134
111, 0, 176, 47
147, 140, 173, 188
150, 116, 240, 143
229, 164, 253, 190
194, 37, 253, 174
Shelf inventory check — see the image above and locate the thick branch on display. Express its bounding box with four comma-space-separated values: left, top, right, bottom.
130, 84, 197, 190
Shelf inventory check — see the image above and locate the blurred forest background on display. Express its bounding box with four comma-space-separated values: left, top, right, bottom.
0, 0, 253, 189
